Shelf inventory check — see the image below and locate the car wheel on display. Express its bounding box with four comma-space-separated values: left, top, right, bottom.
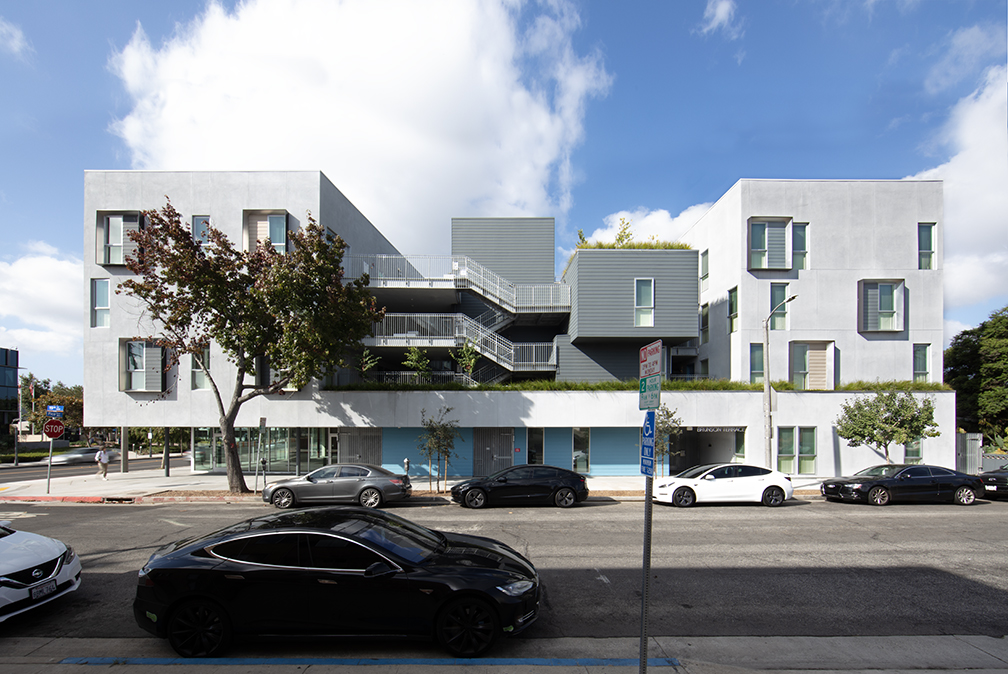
358, 487, 383, 508
761, 486, 786, 507
167, 599, 232, 658
271, 488, 295, 509
868, 486, 890, 506
554, 487, 576, 508
672, 487, 695, 507
464, 488, 487, 509
954, 485, 976, 505
436, 596, 500, 657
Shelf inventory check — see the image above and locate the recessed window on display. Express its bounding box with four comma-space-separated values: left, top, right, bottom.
918, 223, 934, 270
770, 283, 789, 330
860, 280, 905, 332
121, 340, 163, 392
268, 214, 287, 253
527, 428, 544, 465
778, 427, 816, 475
192, 346, 211, 390
750, 221, 787, 269
904, 439, 922, 464
91, 279, 110, 328
635, 278, 654, 327
793, 224, 807, 270
792, 343, 808, 390
246, 212, 289, 253
193, 215, 211, 245
700, 303, 709, 344
750, 343, 764, 384
913, 344, 929, 383
700, 359, 709, 378
727, 287, 738, 333
573, 427, 590, 473
99, 213, 141, 265
700, 250, 709, 292
733, 430, 745, 462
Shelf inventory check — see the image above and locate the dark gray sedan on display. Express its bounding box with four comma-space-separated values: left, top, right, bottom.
262, 464, 411, 509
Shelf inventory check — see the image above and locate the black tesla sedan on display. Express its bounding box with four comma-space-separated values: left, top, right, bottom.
980, 463, 1008, 499
133, 507, 539, 658
451, 465, 589, 508
820, 464, 984, 506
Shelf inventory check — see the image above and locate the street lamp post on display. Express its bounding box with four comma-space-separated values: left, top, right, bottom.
763, 294, 797, 469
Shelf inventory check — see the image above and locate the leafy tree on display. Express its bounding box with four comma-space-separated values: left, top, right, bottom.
120, 199, 384, 493
357, 348, 380, 381
835, 391, 940, 463
654, 404, 683, 477
24, 390, 83, 431
978, 307, 1008, 440
417, 406, 462, 493
944, 325, 982, 432
403, 346, 431, 382
450, 339, 480, 378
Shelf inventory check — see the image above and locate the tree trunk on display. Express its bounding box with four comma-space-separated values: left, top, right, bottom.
221, 417, 250, 493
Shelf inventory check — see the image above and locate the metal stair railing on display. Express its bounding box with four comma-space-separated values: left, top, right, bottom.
346, 254, 571, 314
366, 312, 555, 373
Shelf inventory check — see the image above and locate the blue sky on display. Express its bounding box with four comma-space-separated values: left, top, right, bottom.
1, 0, 1006, 387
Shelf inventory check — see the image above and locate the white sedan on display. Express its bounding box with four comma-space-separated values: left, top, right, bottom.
0, 520, 82, 623
654, 463, 794, 507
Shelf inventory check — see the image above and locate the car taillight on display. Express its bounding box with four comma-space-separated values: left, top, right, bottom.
389, 478, 402, 485
785, 476, 792, 482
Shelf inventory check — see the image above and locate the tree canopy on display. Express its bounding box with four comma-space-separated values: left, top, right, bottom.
944, 304, 1008, 441
120, 199, 384, 492
835, 391, 940, 463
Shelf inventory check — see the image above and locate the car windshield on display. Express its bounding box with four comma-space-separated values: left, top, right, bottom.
330, 514, 442, 564
854, 465, 904, 478
676, 464, 721, 479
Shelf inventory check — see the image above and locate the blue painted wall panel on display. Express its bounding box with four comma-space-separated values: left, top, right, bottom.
544, 427, 572, 471
589, 427, 641, 476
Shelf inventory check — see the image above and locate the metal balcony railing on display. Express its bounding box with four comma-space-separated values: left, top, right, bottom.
345, 254, 571, 314
365, 312, 556, 373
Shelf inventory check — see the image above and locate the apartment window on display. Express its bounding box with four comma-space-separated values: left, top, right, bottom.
527, 428, 544, 465
91, 279, 110, 328
700, 359, 709, 378
99, 213, 141, 265
193, 215, 211, 245
904, 438, 922, 464
635, 278, 654, 327
750, 343, 764, 384
700, 250, 709, 292
793, 224, 807, 270
733, 430, 745, 462
770, 283, 789, 330
918, 223, 934, 270
860, 280, 905, 332
792, 343, 809, 390
192, 346, 211, 390
573, 427, 590, 473
121, 340, 162, 392
700, 303, 709, 344
268, 214, 287, 253
913, 344, 929, 383
749, 221, 787, 269
727, 287, 738, 333
778, 427, 816, 474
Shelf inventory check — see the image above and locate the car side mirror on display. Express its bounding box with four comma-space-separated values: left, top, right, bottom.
704, 474, 716, 481
306, 475, 316, 482
364, 561, 396, 578
496, 476, 508, 483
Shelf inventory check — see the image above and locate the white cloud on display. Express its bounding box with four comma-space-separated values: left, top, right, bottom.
925, 25, 1006, 95
0, 252, 83, 342
0, 16, 31, 60
943, 318, 972, 349
697, 0, 744, 40
907, 64, 1008, 312
108, 0, 611, 256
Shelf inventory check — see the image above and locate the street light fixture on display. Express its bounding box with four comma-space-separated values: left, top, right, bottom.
763, 294, 797, 469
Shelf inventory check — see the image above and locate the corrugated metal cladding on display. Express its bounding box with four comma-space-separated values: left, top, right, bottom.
555, 336, 641, 383
568, 249, 699, 341
451, 218, 555, 284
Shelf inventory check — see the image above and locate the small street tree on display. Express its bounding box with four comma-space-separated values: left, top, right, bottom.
450, 339, 480, 379
403, 346, 431, 383
835, 391, 941, 463
654, 403, 683, 477
417, 406, 462, 493
120, 199, 384, 493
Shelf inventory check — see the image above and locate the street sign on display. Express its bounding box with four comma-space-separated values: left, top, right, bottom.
45, 404, 64, 419
639, 374, 661, 410
43, 419, 65, 439
641, 409, 655, 476
639, 340, 662, 378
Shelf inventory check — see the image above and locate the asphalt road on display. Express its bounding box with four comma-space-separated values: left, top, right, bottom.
0, 455, 190, 484
2, 498, 1007, 654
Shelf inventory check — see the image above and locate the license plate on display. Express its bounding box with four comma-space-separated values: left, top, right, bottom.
985, 485, 998, 491
31, 580, 57, 600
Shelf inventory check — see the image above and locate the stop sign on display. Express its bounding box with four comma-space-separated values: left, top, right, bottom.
43, 418, 65, 439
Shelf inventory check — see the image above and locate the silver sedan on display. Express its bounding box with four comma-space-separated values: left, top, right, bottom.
48, 446, 120, 465
262, 464, 412, 509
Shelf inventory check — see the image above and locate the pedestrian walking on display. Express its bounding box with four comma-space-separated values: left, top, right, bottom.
95, 446, 110, 480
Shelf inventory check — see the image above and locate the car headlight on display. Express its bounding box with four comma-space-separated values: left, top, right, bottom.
849, 483, 862, 490
63, 545, 77, 565
497, 579, 534, 596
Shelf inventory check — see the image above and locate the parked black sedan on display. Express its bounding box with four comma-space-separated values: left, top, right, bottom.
133, 507, 540, 658
451, 465, 589, 508
980, 463, 1008, 499
820, 464, 984, 506
261, 464, 411, 509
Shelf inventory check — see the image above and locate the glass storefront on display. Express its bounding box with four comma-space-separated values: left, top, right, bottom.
192, 426, 330, 475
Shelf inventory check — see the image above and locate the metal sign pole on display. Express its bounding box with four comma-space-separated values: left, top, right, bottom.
46, 437, 53, 495
637, 341, 661, 674
640, 474, 653, 674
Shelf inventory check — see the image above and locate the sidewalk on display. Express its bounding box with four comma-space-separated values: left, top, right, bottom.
0, 461, 825, 504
